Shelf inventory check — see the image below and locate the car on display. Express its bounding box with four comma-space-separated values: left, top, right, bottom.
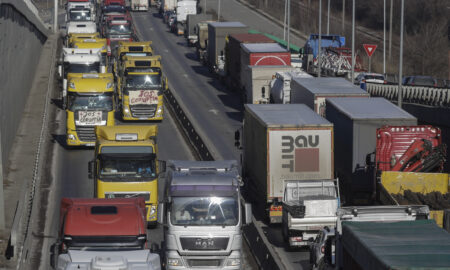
309, 227, 335, 270
355, 72, 386, 85
403, 75, 437, 87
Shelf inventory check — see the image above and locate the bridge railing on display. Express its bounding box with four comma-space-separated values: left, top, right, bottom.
366, 83, 450, 108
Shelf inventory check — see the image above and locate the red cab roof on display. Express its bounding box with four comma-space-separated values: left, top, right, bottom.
61, 198, 146, 237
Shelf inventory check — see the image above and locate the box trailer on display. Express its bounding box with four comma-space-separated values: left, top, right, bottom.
207, 22, 248, 71
325, 97, 417, 203
226, 33, 275, 90
240, 43, 291, 67
241, 65, 294, 104
241, 104, 334, 223
290, 77, 369, 117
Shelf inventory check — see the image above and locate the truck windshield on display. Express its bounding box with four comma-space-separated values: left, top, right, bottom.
69, 9, 92, 21
68, 93, 113, 111
99, 156, 156, 180
107, 24, 132, 34
171, 197, 239, 226
125, 74, 161, 90
65, 63, 100, 75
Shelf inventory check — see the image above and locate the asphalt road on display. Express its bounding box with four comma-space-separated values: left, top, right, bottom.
132, 7, 310, 270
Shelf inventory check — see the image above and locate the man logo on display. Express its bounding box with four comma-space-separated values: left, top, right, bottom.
281, 135, 320, 172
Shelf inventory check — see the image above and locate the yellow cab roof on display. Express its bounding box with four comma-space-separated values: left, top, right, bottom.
123, 55, 162, 68
68, 73, 114, 93
95, 125, 157, 146
118, 41, 153, 49
69, 32, 101, 40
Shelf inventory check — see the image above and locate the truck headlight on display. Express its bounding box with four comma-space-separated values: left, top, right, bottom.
123, 107, 131, 116
167, 258, 181, 266
67, 134, 76, 140
226, 258, 241, 266
69, 82, 75, 89
150, 205, 156, 215
156, 106, 163, 117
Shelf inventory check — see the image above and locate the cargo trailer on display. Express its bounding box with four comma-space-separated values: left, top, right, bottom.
241, 65, 294, 104
240, 43, 291, 68
207, 22, 248, 72
325, 97, 417, 204
290, 77, 369, 116
239, 104, 334, 223
225, 33, 275, 90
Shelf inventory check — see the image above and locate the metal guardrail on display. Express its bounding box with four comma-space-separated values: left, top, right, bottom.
366, 83, 450, 107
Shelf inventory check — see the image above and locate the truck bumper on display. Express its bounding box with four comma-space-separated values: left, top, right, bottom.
288, 232, 317, 247
165, 250, 241, 270
66, 130, 95, 147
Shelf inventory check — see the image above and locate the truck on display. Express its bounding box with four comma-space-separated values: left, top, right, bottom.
56, 250, 161, 270
89, 125, 160, 226
72, 38, 109, 70
158, 160, 252, 270
286, 77, 369, 116
50, 197, 149, 268
194, 21, 210, 63
207, 22, 248, 74
114, 41, 154, 75
67, 32, 101, 47
58, 48, 107, 102
302, 34, 345, 76
225, 33, 275, 90
312, 205, 434, 269
241, 65, 294, 104
65, 21, 97, 44
185, 14, 213, 46
175, 0, 197, 36
131, 0, 149, 11
282, 179, 339, 247
161, 0, 177, 13
325, 97, 417, 204
116, 55, 165, 120
269, 70, 313, 104
103, 20, 136, 51
236, 104, 334, 223
65, 73, 115, 147
66, 4, 95, 23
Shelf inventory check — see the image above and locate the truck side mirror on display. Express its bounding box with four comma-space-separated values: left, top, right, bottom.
244, 203, 252, 225
58, 65, 62, 78
234, 130, 240, 148
365, 152, 375, 167
88, 161, 94, 179
157, 203, 164, 225
49, 242, 59, 268
158, 160, 167, 173
261, 87, 265, 98
100, 65, 106, 73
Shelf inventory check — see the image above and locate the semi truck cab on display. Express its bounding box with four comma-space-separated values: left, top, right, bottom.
118, 55, 165, 121
89, 125, 160, 226
67, 32, 101, 47
114, 41, 153, 74
72, 39, 109, 70
104, 20, 135, 52
58, 48, 107, 102
66, 73, 115, 146
158, 160, 252, 270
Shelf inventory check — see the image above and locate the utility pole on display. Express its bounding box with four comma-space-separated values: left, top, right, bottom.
53, 0, 58, 32
327, 0, 330, 35
318, 0, 322, 78
287, 0, 290, 51
0, 131, 5, 230
398, 0, 404, 108
383, 0, 386, 74
283, 0, 287, 41
217, 0, 221, 21
389, 0, 393, 61
351, 0, 355, 84
204, 0, 206, 14
342, 0, 345, 35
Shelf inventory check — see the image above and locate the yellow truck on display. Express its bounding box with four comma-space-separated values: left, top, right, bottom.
379, 171, 450, 227
66, 73, 115, 147
67, 32, 101, 47
117, 55, 166, 121
88, 125, 160, 227
113, 41, 153, 78
72, 38, 109, 70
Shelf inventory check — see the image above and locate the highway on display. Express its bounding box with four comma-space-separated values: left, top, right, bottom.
132, 8, 310, 270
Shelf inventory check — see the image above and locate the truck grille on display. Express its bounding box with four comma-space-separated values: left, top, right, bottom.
187, 259, 222, 267
75, 126, 96, 142
130, 104, 157, 118
180, 237, 229, 251
104, 192, 150, 201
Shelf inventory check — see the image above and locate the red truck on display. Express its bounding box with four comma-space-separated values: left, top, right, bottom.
103, 19, 136, 50
53, 197, 147, 256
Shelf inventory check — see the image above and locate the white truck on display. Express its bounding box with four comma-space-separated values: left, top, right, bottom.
131, 0, 149, 11
66, 1, 96, 22
58, 48, 106, 103
282, 179, 339, 247
65, 21, 97, 45
269, 70, 313, 104
57, 250, 161, 270
176, 0, 197, 36
158, 160, 252, 270
236, 104, 334, 224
